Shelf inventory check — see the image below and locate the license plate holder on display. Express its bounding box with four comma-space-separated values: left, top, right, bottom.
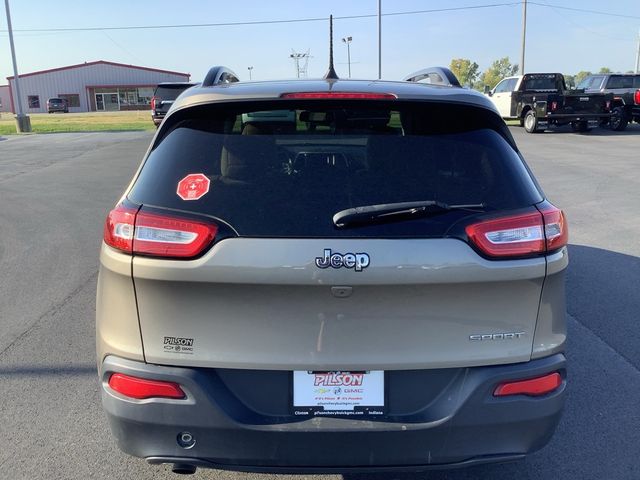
293, 370, 384, 416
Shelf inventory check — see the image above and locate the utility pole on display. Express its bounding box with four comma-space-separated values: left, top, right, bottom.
4, 0, 31, 132
342, 36, 352, 78
378, 0, 382, 79
247, 66, 253, 81
520, 0, 527, 75
635, 29, 639, 74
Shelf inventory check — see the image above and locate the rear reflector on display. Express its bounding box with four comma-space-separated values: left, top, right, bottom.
280, 92, 397, 100
465, 205, 567, 258
494, 372, 562, 397
103, 205, 217, 258
108, 373, 185, 400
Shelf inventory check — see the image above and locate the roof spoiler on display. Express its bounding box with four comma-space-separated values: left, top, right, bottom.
404, 67, 461, 88
202, 66, 240, 87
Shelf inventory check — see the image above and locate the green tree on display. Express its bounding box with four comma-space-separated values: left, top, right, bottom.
449, 58, 480, 88
479, 57, 519, 91
564, 74, 576, 88
574, 71, 592, 86
599, 67, 611, 74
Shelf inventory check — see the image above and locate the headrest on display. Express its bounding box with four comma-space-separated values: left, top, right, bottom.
220, 135, 277, 181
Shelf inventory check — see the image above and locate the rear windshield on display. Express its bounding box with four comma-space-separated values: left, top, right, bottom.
49, 98, 64, 103
154, 85, 192, 101
129, 102, 542, 237
522, 75, 558, 91
576, 76, 605, 90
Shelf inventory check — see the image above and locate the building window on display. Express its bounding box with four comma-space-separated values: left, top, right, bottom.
137, 87, 153, 105
58, 94, 80, 108
28, 95, 40, 108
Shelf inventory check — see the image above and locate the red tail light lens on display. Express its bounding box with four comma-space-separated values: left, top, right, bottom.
634, 89, 640, 105
104, 205, 137, 253
150, 96, 159, 110
133, 210, 217, 258
540, 206, 568, 252
280, 92, 397, 100
108, 373, 185, 399
494, 372, 562, 397
103, 205, 217, 258
466, 211, 545, 258
466, 205, 567, 258
550, 101, 558, 111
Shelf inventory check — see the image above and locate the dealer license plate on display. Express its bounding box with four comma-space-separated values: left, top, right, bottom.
293, 371, 384, 415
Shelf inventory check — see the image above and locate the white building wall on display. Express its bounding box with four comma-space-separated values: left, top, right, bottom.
7, 62, 189, 113
0, 85, 11, 112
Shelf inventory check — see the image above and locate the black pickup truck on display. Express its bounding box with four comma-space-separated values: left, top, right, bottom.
577, 73, 640, 130
486, 73, 613, 133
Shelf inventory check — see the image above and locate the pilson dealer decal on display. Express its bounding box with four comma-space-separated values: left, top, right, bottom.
163, 336, 195, 354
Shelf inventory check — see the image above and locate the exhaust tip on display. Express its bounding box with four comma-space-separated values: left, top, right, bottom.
171, 463, 197, 475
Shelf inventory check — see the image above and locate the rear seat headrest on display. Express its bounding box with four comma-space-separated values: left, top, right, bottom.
220, 135, 278, 181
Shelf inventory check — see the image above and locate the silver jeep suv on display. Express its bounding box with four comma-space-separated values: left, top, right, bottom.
97, 65, 568, 475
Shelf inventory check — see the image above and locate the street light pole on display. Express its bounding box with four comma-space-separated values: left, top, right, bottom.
4, 0, 31, 132
635, 29, 639, 74
520, 0, 527, 75
378, 0, 382, 79
342, 36, 352, 78
248, 66, 253, 81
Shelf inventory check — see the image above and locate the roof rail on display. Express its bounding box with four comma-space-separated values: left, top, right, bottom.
202, 66, 240, 87
403, 67, 461, 88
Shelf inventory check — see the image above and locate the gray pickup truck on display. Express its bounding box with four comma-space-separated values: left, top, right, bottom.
486, 73, 613, 133
577, 73, 640, 130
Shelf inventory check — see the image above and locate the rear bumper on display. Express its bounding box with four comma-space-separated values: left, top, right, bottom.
543, 112, 611, 121
101, 353, 566, 473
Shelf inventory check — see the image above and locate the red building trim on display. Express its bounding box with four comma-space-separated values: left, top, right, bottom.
7, 60, 190, 80
85, 84, 157, 89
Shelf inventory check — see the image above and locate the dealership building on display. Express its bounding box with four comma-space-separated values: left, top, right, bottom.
0, 84, 10, 112
5, 60, 190, 114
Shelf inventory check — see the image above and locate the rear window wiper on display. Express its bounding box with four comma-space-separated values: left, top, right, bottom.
333, 201, 485, 228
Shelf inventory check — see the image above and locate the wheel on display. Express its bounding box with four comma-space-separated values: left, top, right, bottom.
570, 121, 590, 133
523, 111, 540, 133
609, 106, 628, 131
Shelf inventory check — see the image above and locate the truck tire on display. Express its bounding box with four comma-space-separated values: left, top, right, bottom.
609, 106, 628, 131
523, 110, 540, 133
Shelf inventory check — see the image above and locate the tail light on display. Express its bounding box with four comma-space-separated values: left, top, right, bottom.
550, 101, 558, 111
150, 96, 159, 110
104, 204, 217, 258
634, 89, 640, 105
465, 205, 567, 258
494, 372, 562, 397
605, 100, 611, 111
108, 373, 185, 400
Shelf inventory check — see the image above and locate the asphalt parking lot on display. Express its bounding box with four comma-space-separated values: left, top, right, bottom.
0, 125, 639, 480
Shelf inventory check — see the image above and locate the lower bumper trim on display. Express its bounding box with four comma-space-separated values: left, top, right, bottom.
146, 453, 526, 474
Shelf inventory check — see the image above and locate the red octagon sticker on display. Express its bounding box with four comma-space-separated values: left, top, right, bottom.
176, 173, 210, 201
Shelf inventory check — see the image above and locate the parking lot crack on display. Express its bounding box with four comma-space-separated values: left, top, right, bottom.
0, 271, 98, 360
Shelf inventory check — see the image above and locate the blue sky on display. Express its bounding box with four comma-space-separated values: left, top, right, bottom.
1, 0, 639, 84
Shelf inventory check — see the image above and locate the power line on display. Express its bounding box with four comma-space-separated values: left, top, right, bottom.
529, 2, 640, 21
0, 3, 521, 33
